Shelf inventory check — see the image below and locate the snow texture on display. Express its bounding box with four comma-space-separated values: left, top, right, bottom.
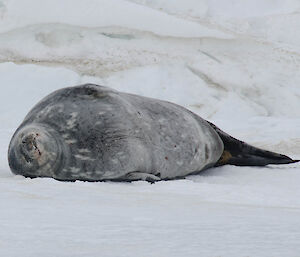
0, 1, 300, 256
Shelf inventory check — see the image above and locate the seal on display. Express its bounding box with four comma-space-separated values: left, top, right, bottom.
8, 84, 298, 182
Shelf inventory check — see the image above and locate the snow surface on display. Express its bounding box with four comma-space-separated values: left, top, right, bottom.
0, 1, 300, 256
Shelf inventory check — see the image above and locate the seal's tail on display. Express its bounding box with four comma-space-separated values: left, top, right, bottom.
207, 121, 299, 167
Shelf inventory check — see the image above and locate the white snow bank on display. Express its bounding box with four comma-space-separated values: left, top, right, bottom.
129, 0, 300, 47
129, 0, 300, 19
0, 1, 299, 121
0, 0, 231, 38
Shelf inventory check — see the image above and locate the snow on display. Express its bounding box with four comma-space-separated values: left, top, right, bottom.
0, 0, 300, 256
0, 0, 232, 38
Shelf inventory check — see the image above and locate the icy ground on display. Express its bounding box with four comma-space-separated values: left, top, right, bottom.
1, 1, 300, 256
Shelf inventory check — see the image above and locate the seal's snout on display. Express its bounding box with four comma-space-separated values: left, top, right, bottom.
20, 133, 42, 163
8, 124, 65, 178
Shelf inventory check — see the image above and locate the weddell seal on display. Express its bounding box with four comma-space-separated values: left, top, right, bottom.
8, 84, 299, 182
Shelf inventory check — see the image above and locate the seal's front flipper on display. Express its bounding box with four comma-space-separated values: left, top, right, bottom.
207, 121, 299, 167
124, 172, 161, 183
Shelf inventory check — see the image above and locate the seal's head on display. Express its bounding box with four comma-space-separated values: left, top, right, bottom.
8, 124, 67, 178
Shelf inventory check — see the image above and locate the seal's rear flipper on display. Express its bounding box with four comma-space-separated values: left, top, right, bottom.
207, 121, 299, 167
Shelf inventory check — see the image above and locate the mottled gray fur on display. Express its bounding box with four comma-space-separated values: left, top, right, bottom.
8, 84, 224, 182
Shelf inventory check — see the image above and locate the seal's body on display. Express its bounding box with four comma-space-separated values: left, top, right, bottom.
8, 84, 298, 182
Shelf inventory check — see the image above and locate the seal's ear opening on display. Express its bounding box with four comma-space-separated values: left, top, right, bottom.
206, 121, 299, 167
